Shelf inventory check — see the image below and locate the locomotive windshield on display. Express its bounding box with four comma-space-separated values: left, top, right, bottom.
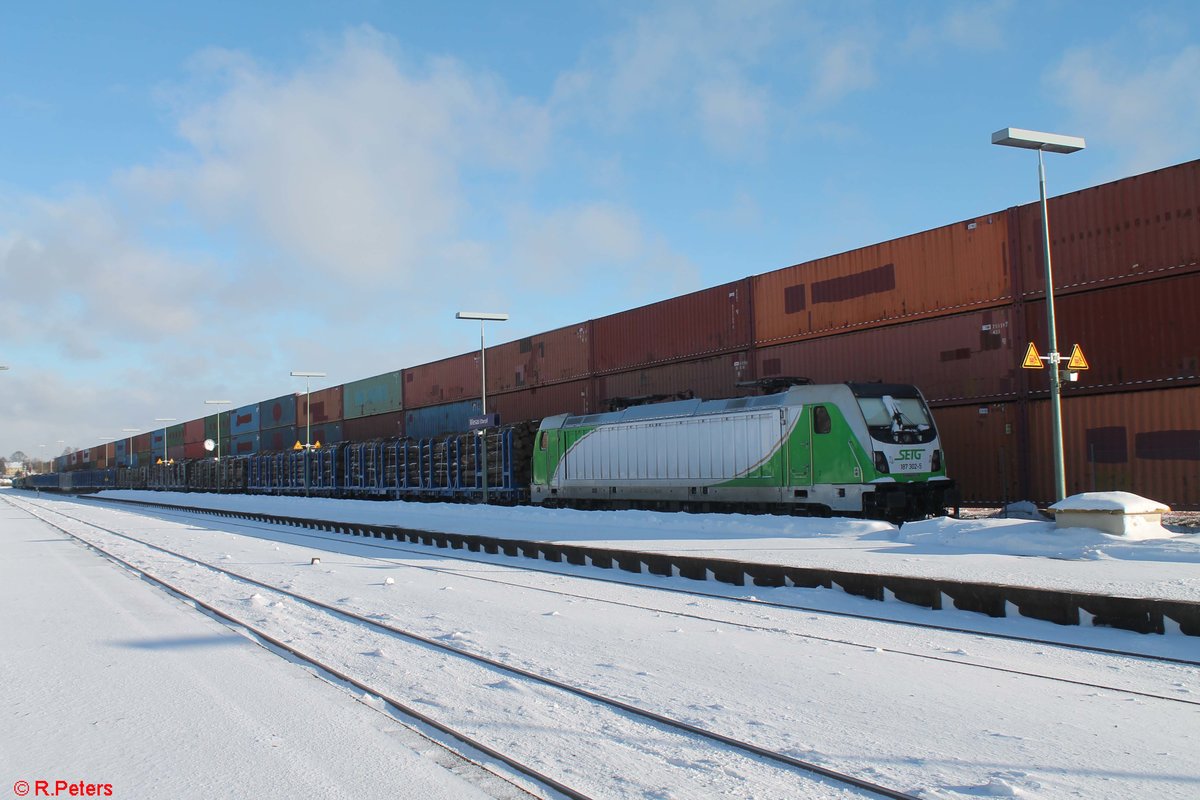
851, 385, 937, 445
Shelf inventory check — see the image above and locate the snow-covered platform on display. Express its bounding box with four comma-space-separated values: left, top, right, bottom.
0, 507, 504, 799
60, 489, 1200, 637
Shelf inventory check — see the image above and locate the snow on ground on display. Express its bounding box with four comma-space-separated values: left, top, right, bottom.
5, 490, 1199, 800
7, 489, 1200, 800
86, 489, 1200, 603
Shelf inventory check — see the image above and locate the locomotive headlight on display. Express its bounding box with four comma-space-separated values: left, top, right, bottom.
932, 449, 942, 472
873, 451, 889, 474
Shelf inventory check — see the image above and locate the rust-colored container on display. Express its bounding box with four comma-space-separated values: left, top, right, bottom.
167, 445, 185, 462
402, 352, 480, 409
753, 215, 1010, 347
133, 433, 152, 453
298, 385, 344, 427
488, 378, 593, 425
344, 410, 406, 441
933, 402, 1024, 506
1013, 159, 1199, 300
488, 322, 592, 395
93, 448, 109, 469
1018, 387, 1200, 508
593, 351, 755, 408
592, 278, 752, 374
184, 441, 207, 460
1021, 273, 1200, 396
755, 306, 1019, 405
184, 419, 206, 444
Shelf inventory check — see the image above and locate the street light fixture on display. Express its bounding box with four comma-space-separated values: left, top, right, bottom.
456, 311, 509, 504
206, 400, 231, 494
290, 371, 326, 497
992, 127, 1085, 502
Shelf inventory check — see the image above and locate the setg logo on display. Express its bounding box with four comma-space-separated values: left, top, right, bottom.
897, 449, 924, 461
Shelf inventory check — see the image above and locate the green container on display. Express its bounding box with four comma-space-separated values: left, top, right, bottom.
343, 370, 404, 420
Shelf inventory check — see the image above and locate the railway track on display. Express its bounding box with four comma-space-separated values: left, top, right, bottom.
59, 491, 1200, 638
7, 493, 920, 800
55, 492, 1200, 670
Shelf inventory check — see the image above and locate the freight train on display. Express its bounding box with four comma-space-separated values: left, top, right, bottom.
20, 382, 956, 520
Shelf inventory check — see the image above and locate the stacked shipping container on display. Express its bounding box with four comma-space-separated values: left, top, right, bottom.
71, 159, 1200, 506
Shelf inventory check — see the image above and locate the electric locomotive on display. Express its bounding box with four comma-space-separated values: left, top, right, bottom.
531, 382, 955, 518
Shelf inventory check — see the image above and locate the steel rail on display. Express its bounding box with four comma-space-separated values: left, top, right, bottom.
65, 492, 1200, 667
12, 494, 921, 800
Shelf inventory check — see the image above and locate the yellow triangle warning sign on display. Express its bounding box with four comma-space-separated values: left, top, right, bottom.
313, 440, 322, 449
293, 441, 304, 451
1022, 342, 1044, 369
1067, 343, 1089, 370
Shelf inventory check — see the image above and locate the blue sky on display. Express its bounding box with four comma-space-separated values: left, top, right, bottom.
2, 0, 1198, 461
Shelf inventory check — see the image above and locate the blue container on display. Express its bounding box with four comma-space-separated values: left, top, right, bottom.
230, 402, 261, 436
404, 399, 482, 439
259, 394, 298, 430
303, 421, 343, 447
231, 432, 260, 456
260, 425, 298, 453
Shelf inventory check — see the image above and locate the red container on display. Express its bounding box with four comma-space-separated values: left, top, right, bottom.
167, 445, 185, 462
592, 278, 753, 374
344, 411, 406, 441
403, 352, 480, 409
184, 441, 207, 459
487, 322, 592, 395
593, 351, 755, 408
1021, 272, 1200, 396
755, 306, 1019, 406
1013, 159, 1199, 300
488, 378, 594, 425
183, 419, 206, 444
298, 385, 344, 427
133, 433, 152, 452
753, 216, 1010, 346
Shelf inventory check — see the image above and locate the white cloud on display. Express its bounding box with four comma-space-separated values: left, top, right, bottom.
810, 38, 877, 103
126, 27, 551, 287
903, 0, 1011, 54
552, 1, 782, 158
508, 203, 698, 311
1049, 43, 1200, 174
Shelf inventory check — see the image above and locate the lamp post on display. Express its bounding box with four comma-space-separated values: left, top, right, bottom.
205, 400, 230, 494
992, 127, 1085, 502
55, 440, 65, 473
39, 444, 46, 474
290, 371, 326, 497
455, 311, 509, 504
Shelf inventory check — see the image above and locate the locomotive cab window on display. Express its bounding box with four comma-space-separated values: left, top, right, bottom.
813, 406, 831, 434
539, 431, 548, 450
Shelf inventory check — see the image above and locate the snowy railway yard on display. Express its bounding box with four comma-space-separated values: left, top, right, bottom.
3, 489, 1199, 799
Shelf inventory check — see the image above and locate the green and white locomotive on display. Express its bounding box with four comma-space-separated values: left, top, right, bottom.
531, 382, 955, 519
